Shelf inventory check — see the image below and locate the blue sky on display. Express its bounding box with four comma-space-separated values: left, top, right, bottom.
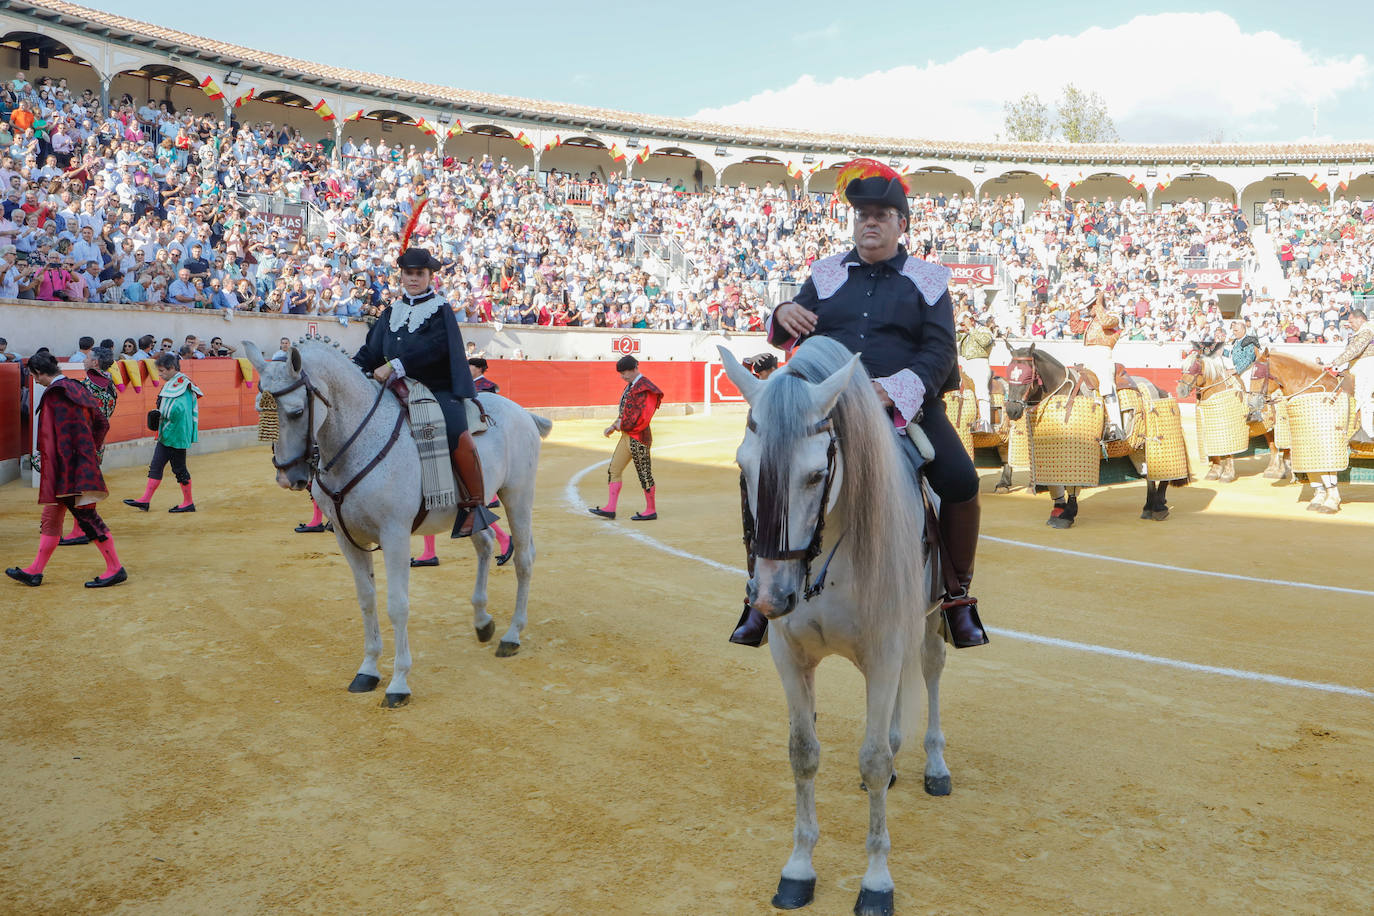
89, 1, 1373, 142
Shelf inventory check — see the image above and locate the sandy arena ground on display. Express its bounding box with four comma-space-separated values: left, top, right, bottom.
2, 411, 1373, 915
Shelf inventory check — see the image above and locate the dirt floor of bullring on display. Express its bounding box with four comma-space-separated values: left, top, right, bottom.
3, 410, 1372, 915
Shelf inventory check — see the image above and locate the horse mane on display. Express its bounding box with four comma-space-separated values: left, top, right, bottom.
1198, 354, 1228, 385
763, 336, 925, 637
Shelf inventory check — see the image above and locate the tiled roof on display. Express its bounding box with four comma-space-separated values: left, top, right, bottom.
14, 0, 1374, 164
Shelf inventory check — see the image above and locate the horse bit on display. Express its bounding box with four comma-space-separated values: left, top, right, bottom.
739, 411, 844, 601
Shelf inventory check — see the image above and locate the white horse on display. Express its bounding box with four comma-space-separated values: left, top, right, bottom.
720, 338, 948, 916
245, 338, 552, 707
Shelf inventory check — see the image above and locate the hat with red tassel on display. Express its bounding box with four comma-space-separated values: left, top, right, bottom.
395, 194, 442, 270
835, 158, 911, 220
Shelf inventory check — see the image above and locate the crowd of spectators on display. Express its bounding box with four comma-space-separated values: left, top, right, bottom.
0, 67, 1370, 350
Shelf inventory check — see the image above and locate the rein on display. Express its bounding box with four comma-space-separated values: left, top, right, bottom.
267, 371, 411, 553
1005, 354, 1070, 415
740, 412, 843, 601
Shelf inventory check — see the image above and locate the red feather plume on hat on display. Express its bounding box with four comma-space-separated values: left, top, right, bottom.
399, 194, 430, 251
835, 158, 910, 202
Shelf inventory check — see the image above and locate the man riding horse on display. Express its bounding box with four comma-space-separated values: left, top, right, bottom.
1077, 287, 1126, 441
730, 158, 988, 651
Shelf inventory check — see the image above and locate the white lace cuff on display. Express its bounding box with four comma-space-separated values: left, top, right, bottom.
876, 369, 926, 428
388, 358, 406, 379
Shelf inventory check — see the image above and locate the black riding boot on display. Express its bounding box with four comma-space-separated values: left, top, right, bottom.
729, 602, 769, 647
450, 429, 500, 538
939, 496, 989, 648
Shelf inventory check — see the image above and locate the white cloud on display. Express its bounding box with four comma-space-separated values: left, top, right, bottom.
691, 13, 1370, 143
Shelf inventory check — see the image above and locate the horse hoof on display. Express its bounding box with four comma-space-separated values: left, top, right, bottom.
1151, 509, 1170, 521
860, 772, 898, 793
348, 673, 380, 693
993, 484, 1010, 494
382, 693, 410, 708
1047, 517, 1074, 529
771, 876, 816, 910
924, 773, 952, 796
1139, 509, 1152, 519
475, 620, 496, 643
854, 886, 895, 916
495, 640, 521, 658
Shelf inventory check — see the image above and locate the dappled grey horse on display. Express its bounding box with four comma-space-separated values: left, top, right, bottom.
722, 337, 949, 916
245, 338, 552, 706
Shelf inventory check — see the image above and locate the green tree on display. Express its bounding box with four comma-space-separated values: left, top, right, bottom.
1001, 92, 1053, 142
1056, 83, 1118, 143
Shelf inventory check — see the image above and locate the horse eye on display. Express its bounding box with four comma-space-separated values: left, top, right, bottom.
806, 470, 825, 487
286, 408, 305, 420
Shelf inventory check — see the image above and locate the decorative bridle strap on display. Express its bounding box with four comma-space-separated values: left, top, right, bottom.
739, 412, 842, 599
267, 371, 331, 473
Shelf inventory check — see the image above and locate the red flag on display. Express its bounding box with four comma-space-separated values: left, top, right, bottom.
543, 134, 562, 153
635, 144, 651, 164
312, 100, 335, 122
415, 118, 438, 137
233, 88, 256, 108
446, 120, 464, 139
514, 131, 535, 150
344, 110, 365, 123
608, 143, 627, 163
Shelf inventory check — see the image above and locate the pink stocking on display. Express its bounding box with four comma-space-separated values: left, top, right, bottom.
644, 486, 656, 515
308, 500, 324, 527
94, 535, 123, 577
604, 481, 623, 512
24, 535, 60, 575
138, 478, 160, 502
177, 480, 194, 509
490, 524, 510, 555
415, 535, 437, 562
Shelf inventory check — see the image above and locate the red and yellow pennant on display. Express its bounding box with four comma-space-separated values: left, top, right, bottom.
1127, 174, 1146, 191
446, 120, 464, 139
415, 118, 438, 137
785, 161, 804, 180
1043, 173, 1060, 192
343, 110, 366, 123
514, 131, 535, 150
542, 134, 562, 153
1309, 174, 1329, 193
233, 88, 256, 108
198, 76, 224, 102
608, 142, 627, 163
312, 100, 336, 122
1155, 172, 1173, 192
807, 159, 825, 175
634, 144, 651, 164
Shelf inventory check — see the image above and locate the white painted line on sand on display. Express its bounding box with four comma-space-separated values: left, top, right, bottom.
981, 535, 1374, 598
564, 447, 1372, 700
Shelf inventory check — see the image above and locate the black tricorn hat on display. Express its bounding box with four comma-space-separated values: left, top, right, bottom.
396, 246, 443, 271
837, 158, 911, 220
742, 352, 779, 374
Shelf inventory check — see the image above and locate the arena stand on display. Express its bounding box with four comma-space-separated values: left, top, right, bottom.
0, 0, 1371, 483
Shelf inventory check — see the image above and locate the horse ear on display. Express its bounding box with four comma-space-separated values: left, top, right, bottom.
717, 345, 763, 405
810, 352, 860, 417
289, 346, 303, 376
242, 340, 268, 374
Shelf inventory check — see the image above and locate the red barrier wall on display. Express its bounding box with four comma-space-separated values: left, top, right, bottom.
482, 359, 704, 408
0, 362, 20, 460
0, 360, 1193, 463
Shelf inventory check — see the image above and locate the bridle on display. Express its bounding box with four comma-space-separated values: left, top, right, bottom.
266, 368, 410, 553
267, 371, 331, 476
1004, 354, 1043, 414
739, 411, 843, 602
1179, 354, 1242, 398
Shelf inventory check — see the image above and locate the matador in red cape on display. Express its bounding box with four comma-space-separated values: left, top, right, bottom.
7, 352, 128, 588
590, 355, 663, 521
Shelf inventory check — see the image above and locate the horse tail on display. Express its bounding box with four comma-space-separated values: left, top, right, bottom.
530, 413, 554, 439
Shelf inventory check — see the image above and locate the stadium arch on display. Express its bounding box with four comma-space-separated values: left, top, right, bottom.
904, 165, 977, 202
1239, 172, 1332, 223
720, 155, 797, 194
446, 124, 534, 169
1337, 171, 1374, 202
1153, 172, 1239, 209
540, 136, 619, 182
981, 169, 1058, 211
0, 29, 103, 96
339, 109, 432, 151
629, 146, 715, 191
1064, 171, 1149, 207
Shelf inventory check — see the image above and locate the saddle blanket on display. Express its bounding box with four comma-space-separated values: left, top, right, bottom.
403, 379, 458, 510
